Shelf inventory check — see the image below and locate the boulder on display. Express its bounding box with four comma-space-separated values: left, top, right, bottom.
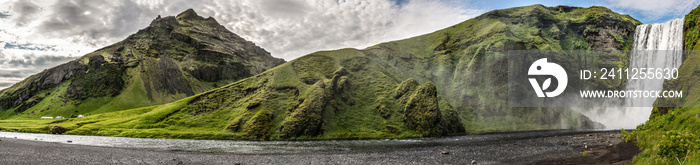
50, 126, 67, 134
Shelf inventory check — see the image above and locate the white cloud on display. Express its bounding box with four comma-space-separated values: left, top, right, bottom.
192, 0, 481, 59
1, 0, 480, 59
604, 0, 700, 21
0, 0, 481, 90
385, 0, 480, 42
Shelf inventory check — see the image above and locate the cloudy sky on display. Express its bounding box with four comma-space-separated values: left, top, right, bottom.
0, 0, 698, 90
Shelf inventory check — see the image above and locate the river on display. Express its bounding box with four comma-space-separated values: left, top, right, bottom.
0, 130, 638, 164
1, 130, 614, 153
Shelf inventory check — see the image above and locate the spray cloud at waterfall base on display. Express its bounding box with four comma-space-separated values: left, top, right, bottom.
506, 18, 688, 129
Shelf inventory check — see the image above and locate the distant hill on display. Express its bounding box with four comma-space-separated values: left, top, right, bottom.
0, 9, 285, 118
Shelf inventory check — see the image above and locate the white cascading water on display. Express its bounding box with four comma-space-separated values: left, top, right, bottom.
576, 18, 684, 129
626, 18, 684, 106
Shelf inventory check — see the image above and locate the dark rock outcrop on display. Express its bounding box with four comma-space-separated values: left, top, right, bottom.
0, 60, 85, 112
581, 7, 638, 50
67, 54, 126, 101
50, 126, 67, 134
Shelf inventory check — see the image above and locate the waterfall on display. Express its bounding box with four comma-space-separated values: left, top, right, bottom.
627, 18, 684, 106
618, 18, 684, 128
575, 18, 684, 129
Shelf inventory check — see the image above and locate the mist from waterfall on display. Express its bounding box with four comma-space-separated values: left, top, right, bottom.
576, 18, 684, 129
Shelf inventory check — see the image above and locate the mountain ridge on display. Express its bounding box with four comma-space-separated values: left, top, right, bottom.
0, 5, 642, 140
0, 5, 643, 140
0, 9, 284, 118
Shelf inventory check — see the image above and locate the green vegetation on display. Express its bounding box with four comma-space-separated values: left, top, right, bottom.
0, 5, 642, 140
360, 4, 637, 132
625, 108, 700, 164
686, 5, 700, 51
0, 49, 463, 140
0, 9, 283, 119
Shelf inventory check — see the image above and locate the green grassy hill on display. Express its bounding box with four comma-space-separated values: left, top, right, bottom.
0, 9, 284, 119
0, 5, 640, 140
361, 5, 639, 131
0, 5, 641, 140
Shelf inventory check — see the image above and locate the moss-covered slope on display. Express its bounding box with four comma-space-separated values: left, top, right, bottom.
361, 5, 639, 131
0, 9, 285, 119
58, 48, 466, 140
26, 5, 643, 140
652, 5, 700, 112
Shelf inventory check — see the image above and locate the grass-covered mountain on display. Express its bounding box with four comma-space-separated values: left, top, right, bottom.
361, 5, 639, 131
0, 9, 284, 119
0, 5, 645, 140
627, 4, 700, 164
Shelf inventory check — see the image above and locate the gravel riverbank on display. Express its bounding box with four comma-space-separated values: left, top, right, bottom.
0, 131, 638, 164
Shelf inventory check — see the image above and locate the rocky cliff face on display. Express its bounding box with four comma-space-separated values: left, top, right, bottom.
0, 9, 284, 117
